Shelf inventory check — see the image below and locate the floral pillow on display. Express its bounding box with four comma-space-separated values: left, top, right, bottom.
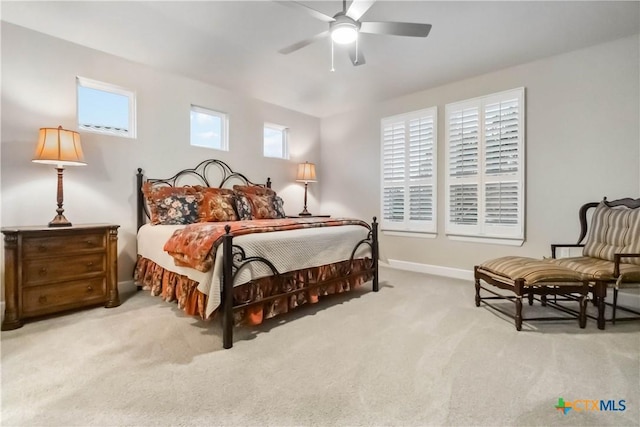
154, 194, 199, 225
233, 184, 285, 219
273, 196, 286, 218
197, 187, 238, 222
246, 193, 280, 219
235, 194, 254, 220
142, 183, 201, 225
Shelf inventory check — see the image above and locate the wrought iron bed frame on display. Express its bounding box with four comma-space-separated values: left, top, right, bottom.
136, 159, 379, 349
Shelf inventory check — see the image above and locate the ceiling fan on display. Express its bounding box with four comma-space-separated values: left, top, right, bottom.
276, 0, 432, 67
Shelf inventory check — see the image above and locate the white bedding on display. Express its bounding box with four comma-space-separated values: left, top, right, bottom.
137, 222, 371, 317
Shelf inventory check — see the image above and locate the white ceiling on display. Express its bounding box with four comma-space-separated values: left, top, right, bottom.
2, 1, 639, 118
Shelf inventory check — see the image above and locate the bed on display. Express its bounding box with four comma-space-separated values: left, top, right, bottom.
133, 159, 379, 349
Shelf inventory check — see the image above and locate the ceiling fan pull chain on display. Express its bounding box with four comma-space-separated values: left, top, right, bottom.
355, 36, 359, 64
331, 38, 335, 72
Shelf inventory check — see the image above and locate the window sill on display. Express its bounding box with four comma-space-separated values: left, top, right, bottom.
382, 230, 437, 239
446, 234, 524, 246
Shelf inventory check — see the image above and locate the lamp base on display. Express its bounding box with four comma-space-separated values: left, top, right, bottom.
49, 214, 72, 227
299, 205, 312, 216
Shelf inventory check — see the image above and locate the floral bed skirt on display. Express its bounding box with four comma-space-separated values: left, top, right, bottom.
133, 255, 373, 326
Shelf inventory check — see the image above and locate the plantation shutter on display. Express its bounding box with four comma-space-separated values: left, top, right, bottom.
448, 108, 479, 178
447, 105, 480, 233
381, 107, 437, 233
449, 183, 478, 225
485, 182, 518, 225
445, 88, 525, 242
382, 121, 405, 224
484, 99, 519, 174
483, 97, 521, 230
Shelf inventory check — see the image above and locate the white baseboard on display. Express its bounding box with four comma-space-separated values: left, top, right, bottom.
387, 259, 474, 281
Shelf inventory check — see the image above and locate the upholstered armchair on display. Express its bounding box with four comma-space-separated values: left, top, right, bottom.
550, 197, 640, 329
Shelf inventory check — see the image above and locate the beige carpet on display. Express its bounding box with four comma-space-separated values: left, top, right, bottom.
1, 266, 639, 426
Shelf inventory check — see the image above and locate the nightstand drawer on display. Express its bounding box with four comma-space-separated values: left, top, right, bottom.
24, 253, 106, 286
23, 233, 106, 258
22, 277, 107, 317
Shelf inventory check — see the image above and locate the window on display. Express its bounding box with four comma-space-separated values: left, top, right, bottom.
381, 107, 437, 234
190, 105, 228, 151
263, 123, 288, 159
445, 87, 525, 244
76, 77, 136, 138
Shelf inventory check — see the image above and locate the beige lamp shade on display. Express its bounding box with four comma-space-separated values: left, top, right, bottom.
32, 126, 86, 167
296, 161, 317, 182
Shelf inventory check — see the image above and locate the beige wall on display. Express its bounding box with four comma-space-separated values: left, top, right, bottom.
2, 23, 639, 287
1, 23, 322, 283
319, 35, 640, 274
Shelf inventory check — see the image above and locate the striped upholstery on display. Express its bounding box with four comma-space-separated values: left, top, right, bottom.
549, 256, 640, 281
478, 256, 586, 286
583, 202, 640, 265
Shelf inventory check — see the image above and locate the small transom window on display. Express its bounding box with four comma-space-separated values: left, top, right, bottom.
190, 105, 229, 151
76, 77, 136, 138
264, 123, 289, 159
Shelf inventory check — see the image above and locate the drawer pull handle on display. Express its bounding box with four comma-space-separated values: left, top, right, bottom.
87, 286, 94, 293
38, 245, 47, 252
39, 267, 48, 276
86, 240, 95, 246
38, 296, 48, 304
87, 262, 94, 267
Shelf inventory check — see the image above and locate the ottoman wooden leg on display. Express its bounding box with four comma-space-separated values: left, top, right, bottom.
515, 279, 524, 331
515, 297, 523, 330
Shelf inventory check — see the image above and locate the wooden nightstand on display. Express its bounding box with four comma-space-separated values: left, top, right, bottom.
1, 224, 120, 330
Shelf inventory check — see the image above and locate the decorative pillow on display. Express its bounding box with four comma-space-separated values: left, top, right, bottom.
233, 184, 284, 219
154, 194, 199, 225
196, 187, 238, 222
235, 194, 253, 220
273, 196, 286, 218
232, 184, 275, 197
583, 202, 640, 265
142, 183, 201, 225
246, 193, 281, 219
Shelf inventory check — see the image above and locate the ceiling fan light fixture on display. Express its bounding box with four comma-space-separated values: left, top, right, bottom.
331, 23, 358, 44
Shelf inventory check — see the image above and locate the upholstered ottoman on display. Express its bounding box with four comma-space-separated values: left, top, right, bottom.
475, 256, 590, 330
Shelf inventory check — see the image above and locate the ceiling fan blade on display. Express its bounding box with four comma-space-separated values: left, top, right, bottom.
348, 44, 366, 66
274, 1, 335, 22
346, 0, 376, 21
360, 21, 432, 37
278, 30, 330, 54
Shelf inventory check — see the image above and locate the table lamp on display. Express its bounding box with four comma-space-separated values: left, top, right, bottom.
296, 161, 317, 216
32, 126, 86, 227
